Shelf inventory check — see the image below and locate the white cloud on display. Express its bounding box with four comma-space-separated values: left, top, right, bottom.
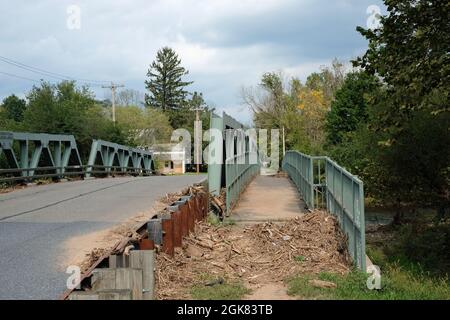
0, 0, 384, 123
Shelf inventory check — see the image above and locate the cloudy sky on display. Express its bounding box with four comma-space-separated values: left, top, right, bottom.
0, 0, 385, 124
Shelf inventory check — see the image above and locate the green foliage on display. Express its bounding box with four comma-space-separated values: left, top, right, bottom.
207, 212, 221, 227
1, 94, 27, 122
246, 61, 345, 156
287, 269, 450, 300
115, 105, 173, 146
325, 71, 380, 145
191, 276, 250, 300
354, 0, 449, 118
145, 47, 193, 111
325, 1, 450, 210
166, 91, 211, 130
306, 58, 345, 103
9, 81, 130, 161
369, 220, 450, 276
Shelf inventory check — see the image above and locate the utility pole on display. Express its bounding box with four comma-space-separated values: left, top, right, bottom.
102, 82, 125, 123
193, 106, 203, 174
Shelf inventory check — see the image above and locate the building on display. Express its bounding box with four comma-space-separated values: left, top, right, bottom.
150, 144, 186, 175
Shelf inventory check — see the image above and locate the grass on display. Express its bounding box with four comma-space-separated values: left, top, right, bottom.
206, 212, 236, 227
207, 212, 221, 226
287, 220, 450, 300
190, 274, 250, 300
381, 222, 450, 276
286, 268, 450, 300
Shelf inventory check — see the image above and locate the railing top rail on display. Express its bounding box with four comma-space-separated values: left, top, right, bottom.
284, 151, 363, 185
0, 131, 77, 145
91, 139, 153, 156
325, 157, 363, 185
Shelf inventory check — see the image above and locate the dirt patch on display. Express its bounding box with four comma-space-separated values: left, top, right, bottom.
244, 283, 295, 300
0, 184, 26, 194
155, 211, 352, 300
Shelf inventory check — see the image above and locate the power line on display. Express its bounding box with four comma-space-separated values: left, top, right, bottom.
0, 55, 110, 87
0, 71, 41, 83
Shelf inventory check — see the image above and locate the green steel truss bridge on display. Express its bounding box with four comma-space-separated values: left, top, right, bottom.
0, 131, 155, 183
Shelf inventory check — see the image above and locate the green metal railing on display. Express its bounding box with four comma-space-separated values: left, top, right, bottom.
225, 150, 260, 213
282, 151, 366, 270
86, 139, 154, 177
207, 112, 260, 214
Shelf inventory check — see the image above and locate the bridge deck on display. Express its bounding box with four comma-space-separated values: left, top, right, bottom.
231, 175, 307, 224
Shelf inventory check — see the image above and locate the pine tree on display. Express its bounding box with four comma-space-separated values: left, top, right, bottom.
145, 47, 193, 111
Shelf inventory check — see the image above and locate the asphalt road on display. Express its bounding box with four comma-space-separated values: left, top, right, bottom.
0, 175, 204, 300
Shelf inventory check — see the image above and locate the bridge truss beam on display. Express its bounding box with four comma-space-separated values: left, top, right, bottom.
0, 131, 83, 182
86, 140, 154, 177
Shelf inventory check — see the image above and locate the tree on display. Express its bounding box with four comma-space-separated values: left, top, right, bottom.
115, 105, 173, 146
22, 81, 127, 160
243, 71, 329, 155
354, 0, 449, 123
145, 47, 193, 111
168, 91, 206, 130
325, 71, 381, 145
296, 88, 328, 153
1, 94, 27, 122
306, 59, 346, 105
352, 0, 450, 214
116, 89, 144, 107
243, 71, 287, 130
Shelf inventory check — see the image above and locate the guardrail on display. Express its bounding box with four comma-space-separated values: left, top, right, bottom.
225, 150, 260, 213
282, 151, 366, 270
0, 131, 83, 182
86, 140, 154, 177
0, 132, 155, 183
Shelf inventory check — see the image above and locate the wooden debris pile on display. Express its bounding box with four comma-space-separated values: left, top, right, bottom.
160, 188, 189, 205
155, 211, 352, 300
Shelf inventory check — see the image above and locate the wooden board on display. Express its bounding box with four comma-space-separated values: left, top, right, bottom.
130, 250, 155, 300
68, 292, 99, 300
115, 268, 143, 300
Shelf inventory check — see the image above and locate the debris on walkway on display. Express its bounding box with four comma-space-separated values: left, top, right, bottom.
210, 189, 226, 217
155, 210, 352, 300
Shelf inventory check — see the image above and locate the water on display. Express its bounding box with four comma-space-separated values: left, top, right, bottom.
365, 209, 396, 226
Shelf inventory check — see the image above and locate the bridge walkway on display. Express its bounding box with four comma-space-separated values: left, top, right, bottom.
231, 174, 307, 224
